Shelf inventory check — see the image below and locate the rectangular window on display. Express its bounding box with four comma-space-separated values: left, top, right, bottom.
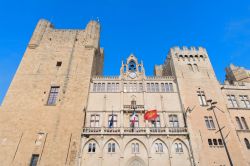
169, 115, 179, 127
204, 116, 215, 129
155, 83, 159, 92
93, 83, 97, 92
90, 114, 100, 127
169, 83, 173, 92
165, 83, 170, 92
30, 154, 39, 166
47, 86, 60, 105
107, 83, 111, 92
147, 83, 151, 92
239, 95, 250, 108
151, 83, 155, 92
152, 115, 161, 127
116, 83, 119, 92
97, 83, 101, 92
139, 83, 143, 92
130, 115, 139, 127
161, 83, 165, 92
197, 91, 207, 106
124, 83, 127, 92
108, 114, 117, 127
227, 95, 238, 108
133, 83, 137, 92
101, 83, 105, 92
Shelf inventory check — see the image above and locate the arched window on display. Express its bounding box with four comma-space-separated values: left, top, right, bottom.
193, 64, 199, 72
128, 60, 136, 72
155, 142, 163, 153
187, 64, 193, 72
236, 117, 243, 129
244, 138, 250, 149
241, 117, 249, 129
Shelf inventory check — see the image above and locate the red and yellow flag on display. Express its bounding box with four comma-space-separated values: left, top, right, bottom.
144, 109, 157, 120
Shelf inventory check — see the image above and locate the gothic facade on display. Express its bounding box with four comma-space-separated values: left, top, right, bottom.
0, 19, 249, 166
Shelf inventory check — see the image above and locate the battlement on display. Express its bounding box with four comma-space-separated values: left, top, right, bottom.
28, 19, 100, 49
169, 46, 208, 61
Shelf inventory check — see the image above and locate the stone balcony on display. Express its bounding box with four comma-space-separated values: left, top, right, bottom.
82, 127, 188, 136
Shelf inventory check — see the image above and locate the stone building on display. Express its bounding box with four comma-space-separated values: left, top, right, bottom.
0, 19, 249, 166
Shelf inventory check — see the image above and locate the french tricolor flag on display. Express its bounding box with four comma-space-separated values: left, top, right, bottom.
131, 110, 136, 127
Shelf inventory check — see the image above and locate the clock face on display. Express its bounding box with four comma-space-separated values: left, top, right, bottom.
129, 72, 137, 79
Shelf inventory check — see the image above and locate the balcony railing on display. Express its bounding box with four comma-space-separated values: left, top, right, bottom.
82, 127, 188, 136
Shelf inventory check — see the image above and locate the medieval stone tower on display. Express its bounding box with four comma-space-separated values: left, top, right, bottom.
0, 19, 103, 165
157, 47, 247, 165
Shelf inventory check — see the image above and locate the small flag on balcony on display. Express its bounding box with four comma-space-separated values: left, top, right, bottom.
109, 111, 114, 128
144, 109, 157, 121
131, 110, 136, 128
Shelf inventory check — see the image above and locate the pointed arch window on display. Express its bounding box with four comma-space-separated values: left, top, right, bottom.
155, 142, 163, 153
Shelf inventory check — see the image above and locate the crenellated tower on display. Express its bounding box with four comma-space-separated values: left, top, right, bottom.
0, 19, 104, 165
161, 46, 246, 165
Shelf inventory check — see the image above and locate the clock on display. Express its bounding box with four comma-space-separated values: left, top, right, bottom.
129, 72, 137, 79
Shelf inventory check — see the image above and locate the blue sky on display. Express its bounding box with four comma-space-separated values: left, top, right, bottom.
0, 0, 250, 104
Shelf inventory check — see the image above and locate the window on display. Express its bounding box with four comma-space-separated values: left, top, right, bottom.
236, 117, 243, 129
116, 83, 119, 92
147, 83, 151, 92
175, 143, 183, 153
132, 143, 139, 153
101, 83, 105, 92
227, 95, 238, 108
108, 143, 115, 153
213, 139, 218, 145
107, 83, 111, 92
244, 138, 250, 149
130, 115, 139, 127
155, 143, 163, 153
56, 61, 62, 67
188, 64, 193, 71
169, 115, 179, 127
93, 83, 97, 92
108, 114, 117, 127
218, 139, 223, 145
155, 83, 159, 92
47, 86, 60, 105
30, 154, 39, 166
236, 116, 249, 130
193, 64, 199, 72
151, 83, 155, 92
97, 83, 101, 92
204, 116, 215, 129
241, 117, 249, 130
208, 139, 212, 145
90, 115, 100, 127
152, 115, 161, 127
139, 83, 143, 92
169, 83, 173, 92
124, 83, 127, 92
197, 91, 207, 106
88, 143, 96, 152
239, 95, 250, 108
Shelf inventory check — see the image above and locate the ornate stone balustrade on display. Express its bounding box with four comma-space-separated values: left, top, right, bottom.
146, 76, 174, 80
82, 127, 188, 136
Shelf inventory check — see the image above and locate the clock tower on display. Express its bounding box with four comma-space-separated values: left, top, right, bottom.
120, 54, 145, 80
